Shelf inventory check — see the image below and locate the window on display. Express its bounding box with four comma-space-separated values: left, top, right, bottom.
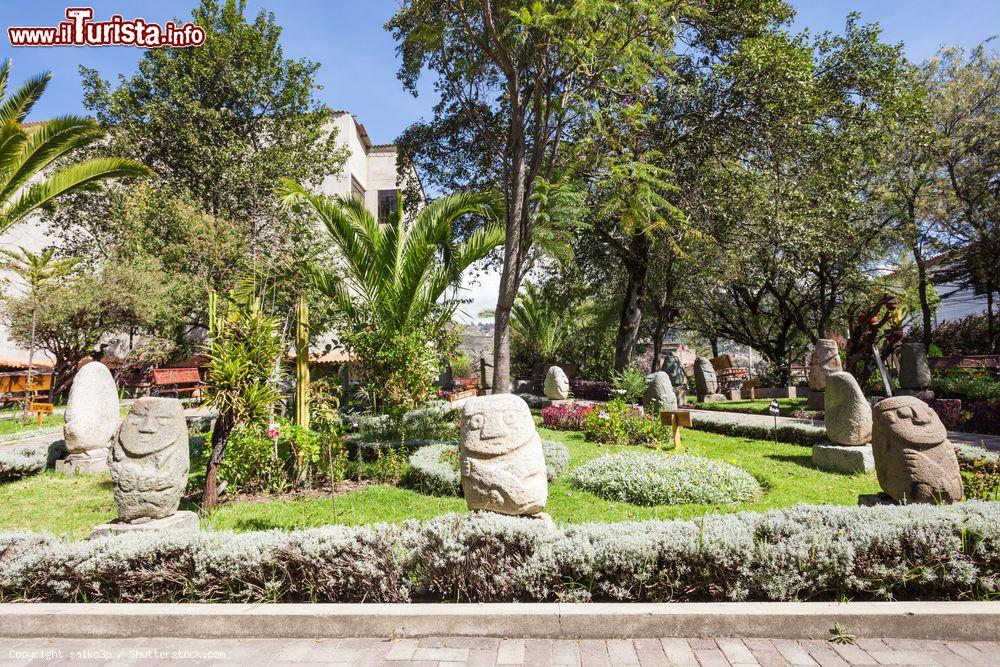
378, 189, 399, 223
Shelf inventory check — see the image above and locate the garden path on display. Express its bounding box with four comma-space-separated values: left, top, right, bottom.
689, 408, 1000, 453
1, 636, 994, 665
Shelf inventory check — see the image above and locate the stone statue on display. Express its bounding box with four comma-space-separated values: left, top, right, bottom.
898, 343, 932, 390
870, 396, 962, 504
661, 351, 688, 404
694, 358, 724, 401
543, 366, 570, 401
58, 361, 120, 475
642, 371, 677, 414
808, 339, 842, 391
109, 397, 190, 522
824, 372, 872, 446
459, 394, 547, 516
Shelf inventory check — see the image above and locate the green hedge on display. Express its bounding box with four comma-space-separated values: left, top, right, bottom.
1, 502, 997, 602
690, 412, 828, 446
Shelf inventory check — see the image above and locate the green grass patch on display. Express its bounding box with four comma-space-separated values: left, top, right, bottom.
0, 413, 65, 438
694, 397, 808, 416
0, 425, 879, 536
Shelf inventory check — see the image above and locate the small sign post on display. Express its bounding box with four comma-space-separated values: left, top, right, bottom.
768, 400, 780, 444
29, 401, 54, 428
660, 410, 692, 451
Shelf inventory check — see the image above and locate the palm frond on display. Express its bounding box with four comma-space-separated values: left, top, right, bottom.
0, 70, 50, 126
0, 115, 105, 202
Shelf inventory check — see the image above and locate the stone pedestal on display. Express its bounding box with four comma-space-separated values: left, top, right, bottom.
858, 492, 896, 507
812, 444, 875, 474
699, 393, 727, 403
89, 510, 199, 538
807, 390, 825, 411
549, 398, 575, 407
55, 449, 109, 475
726, 389, 742, 401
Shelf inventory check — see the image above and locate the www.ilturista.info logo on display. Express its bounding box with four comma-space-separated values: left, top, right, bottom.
8, 7, 205, 48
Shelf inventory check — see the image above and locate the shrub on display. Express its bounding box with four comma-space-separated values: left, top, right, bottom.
970, 400, 1000, 435
570, 453, 761, 506
569, 380, 612, 401
214, 425, 286, 493
927, 398, 963, 430
690, 411, 828, 446
911, 314, 994, 355
540, 403, 594, 431
3, 503, 998, 603
583, 398, 673, 447
933, 373, 1000, 404
408, 440, 571, 496
0, 440, 65, 482
612, 367, 647, 404
350, 405, 460, 444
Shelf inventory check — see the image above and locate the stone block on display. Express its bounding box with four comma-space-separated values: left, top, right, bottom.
89, 510, 199, 539
55, 449, 109, 475
812, 443, 875, 474
807, 390, 825, 411
699, 393, 727, 403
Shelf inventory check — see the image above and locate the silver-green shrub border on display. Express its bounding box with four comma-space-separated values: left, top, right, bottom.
569, 452, 761, 506
0, 440, 66, 482
408, 440, 570, 496
0, 502, 997, 603
690, 412, 828, 445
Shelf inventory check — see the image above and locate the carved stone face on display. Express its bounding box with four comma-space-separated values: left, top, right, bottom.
118, 398, 186, 457
873, 397, 947, 448
459, 394, 547, 515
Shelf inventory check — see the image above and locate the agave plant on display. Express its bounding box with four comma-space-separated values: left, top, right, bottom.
0, 61, 151, 236
279, 180, 504, 335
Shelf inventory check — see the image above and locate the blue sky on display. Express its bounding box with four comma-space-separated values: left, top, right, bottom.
2, 0, 998, 143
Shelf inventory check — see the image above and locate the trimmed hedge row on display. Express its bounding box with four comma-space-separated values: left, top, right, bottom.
690, 411, 828, 446
1, 502, 997, 603
0, 441, 66, 482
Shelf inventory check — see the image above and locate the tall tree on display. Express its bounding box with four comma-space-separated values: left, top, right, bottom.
388, 0, 690, 391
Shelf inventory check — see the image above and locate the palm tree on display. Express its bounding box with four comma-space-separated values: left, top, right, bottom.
0, 246, 80, 409
0, 61, 151, 236
278, 181, 504, 335
510, 282, 571, 364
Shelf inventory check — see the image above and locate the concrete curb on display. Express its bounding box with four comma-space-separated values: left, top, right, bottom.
1, 602, 998, 640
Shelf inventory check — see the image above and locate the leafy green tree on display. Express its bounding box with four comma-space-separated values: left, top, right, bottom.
0, 247, 80, 406
280, 183, 504, 336
388, 0, 691, 391
79, 0, 347, 252
0, 60, 149, 236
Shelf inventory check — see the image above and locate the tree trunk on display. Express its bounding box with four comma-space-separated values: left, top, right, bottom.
23, 308, 37, 414
913, 244, 933, 348
613, 233, 650, 371
987, 288, 996, 353
650, 314, 666, 373
203, 413, 234, 512
710, 336, 720, 359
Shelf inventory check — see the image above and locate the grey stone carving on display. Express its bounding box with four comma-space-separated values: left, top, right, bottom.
808, 339, 842, 391
899, 343, 932, 390
543, 366, 570, 400
824, 372, 872, 446
459, 394, 547, 516
59, 361, 120, 475
642, 371, 677, 414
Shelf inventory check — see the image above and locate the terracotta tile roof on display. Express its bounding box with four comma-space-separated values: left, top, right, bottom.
0, 354, 54, 370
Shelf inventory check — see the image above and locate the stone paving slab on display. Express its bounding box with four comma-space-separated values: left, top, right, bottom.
2, 637, 997, 666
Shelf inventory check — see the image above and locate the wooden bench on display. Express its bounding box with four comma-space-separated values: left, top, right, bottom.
928, 355, 1000, 372
151, 368, 209, 398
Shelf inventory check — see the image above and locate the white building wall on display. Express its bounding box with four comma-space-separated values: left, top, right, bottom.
0, 216, 53, 362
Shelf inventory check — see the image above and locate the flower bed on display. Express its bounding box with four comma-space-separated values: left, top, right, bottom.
569, 380, 612, 401
583, 398, 673, 447
1, 503, 997, 603
407, 440, 570, 496
570, 453, 761, 506
540, 403, 594, 431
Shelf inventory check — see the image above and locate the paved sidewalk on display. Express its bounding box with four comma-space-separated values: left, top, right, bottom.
2, 636, 997, 666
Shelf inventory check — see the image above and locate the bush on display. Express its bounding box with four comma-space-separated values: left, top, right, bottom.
569, 380, 612, 401
540, 403, 594, 431
350, 405, 460, 444
0, 440, 65, 482
927, 398, 963, 429
970, 400, 1000, 435
583, 398, 673, 447
612, 367, 647, 403
933, 373, 1000, 404
911, 314, 995, 355
570, 453, 761, 506
690, 411, 828, 446
214, 425, 287, 493
3, 503, 998, 603
407, 440, 571, 496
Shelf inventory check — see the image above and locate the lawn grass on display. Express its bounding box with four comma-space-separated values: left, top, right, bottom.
693, 397, 808, 416
0, 412, 65, 438
0, 425, 879, 537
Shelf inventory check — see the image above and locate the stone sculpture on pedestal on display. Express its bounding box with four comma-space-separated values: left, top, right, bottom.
868, 395, 963, 505
459, 394, 548, 517
813, 372, 875, 473
807, 339, 842, 410
694, 358, 725, 402
898, 343, 934, 400
661, 351, 687, 404
543, 365, 570, 401
57, 361, 119, 475
642, 371, 677, 415
91, 397, 197, 537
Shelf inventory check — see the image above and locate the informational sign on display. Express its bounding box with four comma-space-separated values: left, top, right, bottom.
660, 410, 693, 450
29, 401, 54, 427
